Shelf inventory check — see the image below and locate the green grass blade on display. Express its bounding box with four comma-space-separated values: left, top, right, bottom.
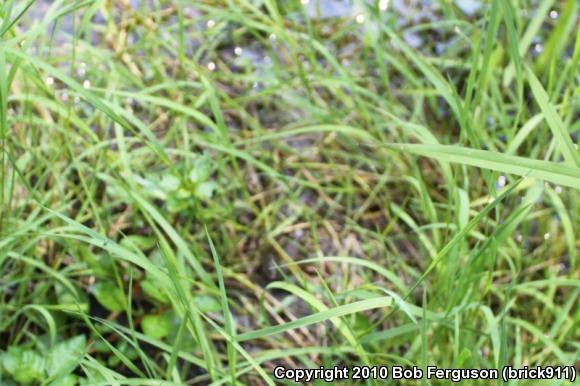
236, 296, 393, 342
526, 66, 580, 168
206, 229, 237, 385
391, 143, 580, 189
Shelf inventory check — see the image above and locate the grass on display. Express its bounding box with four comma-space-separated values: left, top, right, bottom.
0, 0, 579, 385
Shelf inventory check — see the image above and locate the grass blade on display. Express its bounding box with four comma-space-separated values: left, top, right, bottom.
391, 143, 580, 190
526, 66, 580, 168
236, 297, 393, 342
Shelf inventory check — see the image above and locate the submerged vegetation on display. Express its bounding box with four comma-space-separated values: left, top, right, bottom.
0, 0, 579, 384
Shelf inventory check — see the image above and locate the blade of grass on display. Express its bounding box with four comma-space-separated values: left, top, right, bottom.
500, 0, 523, 128
526, 66, 580, 168
236, 296, 393, 342
474, 0, 501, 107
280, 256, 407, 293
206, 229, 237, 385
390, 143, 580, 189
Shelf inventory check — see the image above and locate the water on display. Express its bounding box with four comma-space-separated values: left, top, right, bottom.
303, 0, 353, 19
27, 0, 478, 59
455, 0, 482, 16
402, 31, 423, 48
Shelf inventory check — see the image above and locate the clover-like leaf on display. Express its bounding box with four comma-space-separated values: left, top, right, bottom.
194, 295, 221, 313
1, 346, 46, 384
189, 154, 212, 183
195, 181, 217, 200
159, 175, 180, 192
140, 276, 170, 304
141, 312, 174, 339
92, 281, 126, 312
47, 335, 86, 377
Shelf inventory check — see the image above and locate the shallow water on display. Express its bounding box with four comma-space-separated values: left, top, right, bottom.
304, 0, 354, 19
26, 0, 486, 44
455, 0, 482, 16
26, 0, 550, 73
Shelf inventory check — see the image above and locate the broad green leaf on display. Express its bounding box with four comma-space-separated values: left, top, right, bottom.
1, 346, 45, 384
120, 235, 157, 250
51, 374, 78, 386
189, 154, 212, 184
92, 281, 126, 312
140, 277, 170, 304
195, 181, 217, 199
159, 175, 181, 192
194, 295, 221, 313
47, 335, 86, 377
141, 313, 174, 340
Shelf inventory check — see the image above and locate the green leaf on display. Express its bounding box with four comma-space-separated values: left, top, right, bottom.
140, 276, 170, 304
351, 313, 372, 333
1, 346, 45, 384
159, 175, 180, 192
195, 181, 217, 199
455, 348, 472, 368
47, 335, 86, 377
189, 154, 212, 184
77, 247, 117, 280
55, 283, 88, 313
92, 281, 126, 312
50, 374, 78, 386
194, 295, 221, 313
141, 313, 174, 340
120, 235, 157, 250
166, 196, 190, 213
